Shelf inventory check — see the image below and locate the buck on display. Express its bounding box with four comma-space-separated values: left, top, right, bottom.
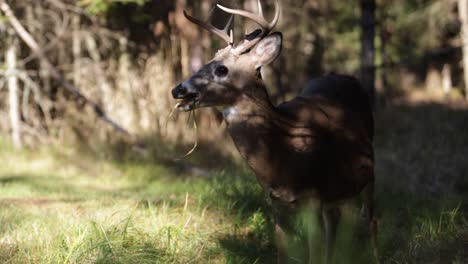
171, 0, 378, 263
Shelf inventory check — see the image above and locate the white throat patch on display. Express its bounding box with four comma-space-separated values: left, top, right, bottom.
222, 107, 240, 122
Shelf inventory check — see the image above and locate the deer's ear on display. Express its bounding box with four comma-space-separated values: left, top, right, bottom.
250, 32, 282, 69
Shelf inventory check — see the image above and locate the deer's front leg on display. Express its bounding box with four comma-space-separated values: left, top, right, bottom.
270, 186, 309, 263
270, 196, 292, 264
273, 202, 302, 263
321, 203, 341, 264
274, 214, 288, 264
361, 181, 379, 263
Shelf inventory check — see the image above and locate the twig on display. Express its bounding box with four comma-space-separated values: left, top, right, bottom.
46, 0, 95, 21
0, 0, 137, 143
20, 12, 71, 65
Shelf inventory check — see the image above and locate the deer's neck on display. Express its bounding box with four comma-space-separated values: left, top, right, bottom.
223, 88, 281, 188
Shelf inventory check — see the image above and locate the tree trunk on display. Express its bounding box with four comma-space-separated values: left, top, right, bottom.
180, 37, 191, 78
458, 0, 468, 100
84, 33, 113, 112
118, 36, 139, 131
442, 63, 452, 96
6, 36, 22, 149
378, 1, 389, 107
360, 0, 376, 107
33, 2, 52, 98
72, 15, 82, 87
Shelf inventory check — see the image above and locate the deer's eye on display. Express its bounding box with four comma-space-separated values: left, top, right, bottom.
215, 65, 229, 77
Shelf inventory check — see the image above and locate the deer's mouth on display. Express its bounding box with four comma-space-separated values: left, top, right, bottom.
177, 93, 200, 111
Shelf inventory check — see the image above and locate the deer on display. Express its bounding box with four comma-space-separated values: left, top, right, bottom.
171, 0, 378, 263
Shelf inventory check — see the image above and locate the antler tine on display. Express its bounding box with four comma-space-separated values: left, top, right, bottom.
224, 14, 234, 42
224, 14, 234, 31
183, 10, 234, 46
270, 0, 281, 30
218, 0, 280, 55
217, 3, 268, 29
217, 0, 280, 32
258, 0, 264, 17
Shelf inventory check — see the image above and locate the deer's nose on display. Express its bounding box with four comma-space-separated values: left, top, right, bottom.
172, 84, 188, 99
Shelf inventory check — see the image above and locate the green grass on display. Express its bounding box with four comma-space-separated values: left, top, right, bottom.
0, 98, 467, 263
0, 140, 274, 263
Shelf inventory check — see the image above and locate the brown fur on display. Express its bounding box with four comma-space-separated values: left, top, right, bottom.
223, 73, 374, 206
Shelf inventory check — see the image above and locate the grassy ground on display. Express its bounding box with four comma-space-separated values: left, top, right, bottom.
0, 92, 467, 263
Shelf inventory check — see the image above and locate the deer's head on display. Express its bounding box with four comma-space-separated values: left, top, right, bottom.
172, 0, 282, 111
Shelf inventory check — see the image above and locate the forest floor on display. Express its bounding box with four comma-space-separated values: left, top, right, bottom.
0, 90, 467, 263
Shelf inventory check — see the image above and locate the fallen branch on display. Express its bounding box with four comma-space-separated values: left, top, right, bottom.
0, 0, 137, 144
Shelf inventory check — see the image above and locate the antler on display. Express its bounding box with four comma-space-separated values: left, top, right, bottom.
183, 10, 234, 46
183, 0, 281, 54
217, 0, 280, 54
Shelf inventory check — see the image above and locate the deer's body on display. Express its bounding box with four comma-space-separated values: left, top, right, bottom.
172, 1, 378, 262
223, 74, 374, 206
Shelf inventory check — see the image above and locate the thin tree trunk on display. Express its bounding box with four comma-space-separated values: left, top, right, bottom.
360, 0, 376, 107
118, 36, 139, 131
180, 37, 190, 78
378, 2, 389, 107
33, 2, 52, 97
442, 63, 452, 96
72, 15, 81, 86
84, 33, 113, 111
458, 0, 468, 100
6, 36, 22, 149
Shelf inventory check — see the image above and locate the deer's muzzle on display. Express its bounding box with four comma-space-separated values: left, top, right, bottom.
172, 83, 200, 111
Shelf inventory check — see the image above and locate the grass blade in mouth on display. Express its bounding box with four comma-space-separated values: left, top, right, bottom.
166, 102, 199, 160
164, 102, 182, 138
177, 109, 198, 160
